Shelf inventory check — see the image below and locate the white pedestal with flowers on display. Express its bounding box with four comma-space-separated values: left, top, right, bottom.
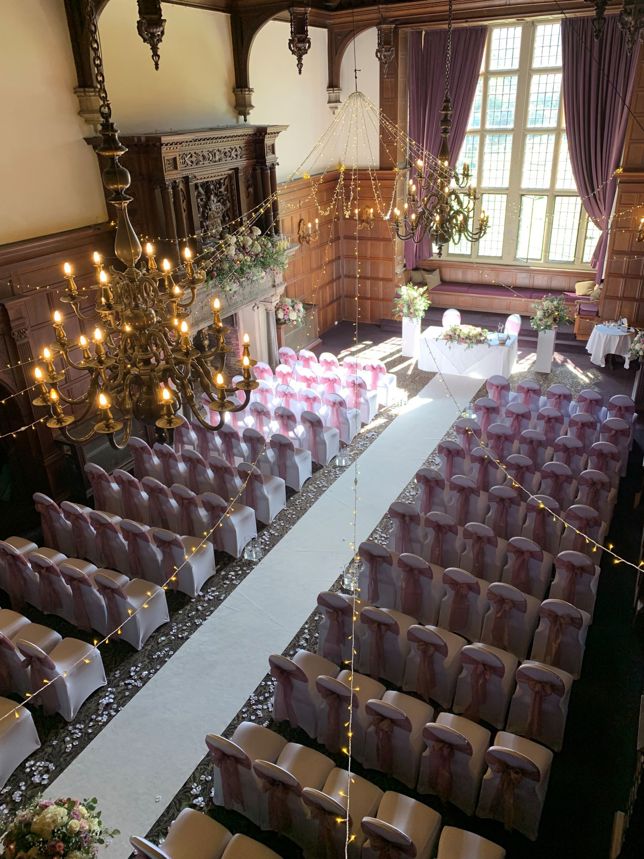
394, 283, 431, 361
530, 296, 571, 375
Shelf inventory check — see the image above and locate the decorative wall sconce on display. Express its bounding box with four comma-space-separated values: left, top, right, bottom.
376, 24, 396, 76
137, 0, 166, 70
289, 6, 312, 75
637, 216, 644, 243
298, 217, 319, 244
351, 207, 376, 231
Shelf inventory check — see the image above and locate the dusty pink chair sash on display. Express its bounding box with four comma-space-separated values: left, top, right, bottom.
576, 389, 603, 416
470, 448, 495, 493
275, 363, 294, 386
35, 560, 63, 614
201, 494, 229, 550
505, 454, 534, 490
577, 471, 609, 511
553, 436, 583, 469
546, 385, 572, 414
279, 346, 298, 367
537, 408, 563, 446
399, 556, 431, 616
118, 474, 146, 520
343, 356, 359, 374
269, 664, 300, 726
524, 675, 564, 736
260, 772, 300, 832
305, 801, 342, 858
487, 375, 510, 406
274, 407, 297, 437
487, 426, 513, 461
219, 427, 239, 466
298, 389, 321, 414
366, 707, 411, 772
389, 504, 420, 555
22, 649, 55, 695
608, 395, 634, 421
445, 576, 479, 632
319, 353, 340, 372
122, 527, 153, 579
298, 349, 318, 369
362, 614, 398, 677
0, 634, 17, 691
363, 832, 414, 859
505, 405, 529, 438
450, 479, 479, 526
34, 500, 59, 550
209, 745, 250, 808
601, 418, 630, 450
323, 395, 346, 434
316, 681, 353, 752
527, 497, 557, 547
438, 441, 464, 482
569, 413, 598, 446
254, 381, 274, 408
345, 374, 367, 411
93, 518, 121, 570
318, 598, 351, 663
415, 469, 445, 515
424, 728, 472, 802
487, 752, 540, 831
144, 482, 173, 530
360, 361, 385, 390
296, 368, 317, 390
474, 398, 499, 438
516, 379, 541, 407
507, 540, 542, 593
462, 652, 504, 720
360, 542, 392, 604
541, 465, 571, 507
520, 430, 546, 463
96, 580, 127, 631
455, 418, 481, 456
89, 468, 115, 510
270, 435, 292, 481
60, 570, 93, 631
557, 556, 594, 604
408, 628, 447, 700
4, 551, 30, 609
276, 384, 298, 412
464, 524, 497, 578
542, 608, 583, 664
156, 535, 184, 590
66, 509, 94, 560
301, 413, 326, 464
320, 372, 343, 395
249, 403, 271, 436
426, 515, 458, 566
565, 507, 600, 547
589, 441, 620, 475
488, 590, 526, 650
253, 362, 274, 382
242, 429, 266, 463
489, 489, 520, 538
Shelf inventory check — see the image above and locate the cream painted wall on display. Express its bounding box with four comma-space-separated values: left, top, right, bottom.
100, 0, 236, 133
339, 28, 381, 169
0, 0, 107, 245
250, 21, 333, 182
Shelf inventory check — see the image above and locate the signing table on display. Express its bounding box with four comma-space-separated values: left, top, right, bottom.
418, 326, 518, 378
586, 323, 633, 368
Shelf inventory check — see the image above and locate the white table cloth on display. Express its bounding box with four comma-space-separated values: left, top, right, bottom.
418, 326, 518, 378
586, 324, 633, 368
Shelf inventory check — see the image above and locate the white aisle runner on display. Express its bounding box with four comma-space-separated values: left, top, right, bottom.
45, 373, 481, 855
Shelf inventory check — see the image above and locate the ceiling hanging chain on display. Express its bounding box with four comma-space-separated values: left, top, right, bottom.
288, 5, 312, 74
86, 0, 112, 123
136, 0, 166, 70
375, 2, 396, 77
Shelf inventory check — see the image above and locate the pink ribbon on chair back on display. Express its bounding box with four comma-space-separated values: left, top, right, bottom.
366, 709, 411, 773
506, 455, 534, 490
361, 361, 384, 391
557, 556, 593, 604
360, 543, 390, 604
538, 408, 563, 446
298, 350, 317, 369
279, 347, 297, 367
93, 518, 120, 570
527, 499, 554, 548
427, 741, 457, 802
490, 490, 518, 540
487, 376, 510, 406
208, 746, 250, 809
576, 390, 603, 416
275, 365, 293, 388
427, 516, 457, 566
542, 467, 570, 507
67, 508, 93, 560
462, 652, 504, 720
517, 379, 541, 407
608, 395, 635, 421
119, 474, 145, 520
254, 362, 273, 382
34, 559, 62, 614
60, 570, 93, 631
578, 471, 607, 511
319, 353, 339, 372
553, 436, 581, 469
343, 357, 359, 375
320, 373, 342, 395
506, 406, 528, 438
487, 753, 539, 831
455, 419, 481, 456
275, 408, 296, 437
89, 468, 113, 510
156, 534, 184, 589
542, 607, 583, 664
464, 525, 497, 578
219, 428, 237, 466
202, 495, 229, 550
259, 773, 299, 832
362, 614, 396, 678
256, 382, 273, 408
96, 580, 126, 631
145, 482, 172, 530
301, 413, 326, 465
475, 399, 499, 437
345, 375, 365, 411
488, 590, 526, 650
520, 431, 546, 464
570, 414, 598, 447
34, 499, 58, 550
0, 634, 18, 692
547, 386, 572, 414
399, 556, 430, 616
276, 384, 298, 412
438, 441, 462, 482
316, 683, 349, 752
21, 649, 54, 695
507, 540, 542, 594
590, 442, 620, 475
4, 550, 30, 609
271, 436, 291, 481
415, 469, 444, 515
388, 504, 420, 555
602, 419, 629, 450
299, 389, 320, 414
408, 629, 447, 700
565, 507, 600, 547
269, 664, 299, 726
323, 395, 346, 435
122, 527, 153, 579
524, 675, 564, 737
445, 577, 479, 632
250, 404, 271, 436
452, 480, 479, 527
319, 601, 351, 663
174, 492, 196, 537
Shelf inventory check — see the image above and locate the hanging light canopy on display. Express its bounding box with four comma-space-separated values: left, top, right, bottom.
393, 0, 488, 257
32, 0, 257, 448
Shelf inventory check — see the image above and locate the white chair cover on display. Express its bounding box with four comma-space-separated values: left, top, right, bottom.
453, 643, 518, 728
507, 660, 573, 752
438, 568, 488, 643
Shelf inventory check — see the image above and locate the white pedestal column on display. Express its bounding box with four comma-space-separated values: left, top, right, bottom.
401, 316, 421, 359
533, 328, 557, 373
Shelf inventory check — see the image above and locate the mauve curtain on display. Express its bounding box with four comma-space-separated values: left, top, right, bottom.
562, 16, 640, 279
407, 26, 487, 268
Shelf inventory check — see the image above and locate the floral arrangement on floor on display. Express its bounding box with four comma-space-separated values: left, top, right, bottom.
530, 295, 571, 331
392, 283, 431, 320
628, 330, 644, 362
208, 227, 289, 293
1, 797, 118, 859
441, 324, 490, 348
275, 297, 305, 326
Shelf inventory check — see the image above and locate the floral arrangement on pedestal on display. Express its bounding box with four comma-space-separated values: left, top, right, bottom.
628, 330, 644, 362
0, 797, 118, 859
441, 324, 489, 348
275, 297, 305, 326
530, 296, 571, 331
392, 283, 431, 320
209, 228, 288, 294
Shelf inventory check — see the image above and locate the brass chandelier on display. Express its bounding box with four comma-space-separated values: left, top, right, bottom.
585, 1, 644, 51
393, 0, 488, 257
32, 0, 257, 448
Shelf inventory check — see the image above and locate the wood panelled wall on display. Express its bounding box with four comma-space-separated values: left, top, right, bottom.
601, 50, 644, 325
432, 260, 588, 292
279, 170, 399, 327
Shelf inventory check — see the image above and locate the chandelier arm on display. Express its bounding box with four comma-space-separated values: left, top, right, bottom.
107, 418, 133, 451
228, 387, 252, 414
58, 423, 99, 444
183, 390, 226, 432
54, 386, 94, 407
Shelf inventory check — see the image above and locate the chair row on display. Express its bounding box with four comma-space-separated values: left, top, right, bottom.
87, 460, 276, 548
0, 607, 106, 721
132, 805, 504, 859
0, 534, 169, 649
206, 718, 512, 852
33, 493, 215, 596
393, 493, 606, 559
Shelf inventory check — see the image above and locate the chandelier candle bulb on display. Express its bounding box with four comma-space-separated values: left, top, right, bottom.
41, 347, 57, 377
179, 320, 191, 351
78, 335, 92, 361
62, 262, 79, 298
183, 246, 194, 278
145, 242, 157, 271
93, 327, 105, 359
52, 310, 67, 346
242, 354, 251, 380
212, 297, 223, 329
92, 251, 103, 279
33, 366, 49, 401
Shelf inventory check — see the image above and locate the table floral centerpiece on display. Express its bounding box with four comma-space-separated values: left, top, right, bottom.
392, 283, 431, 358
1, 796, 118, 859
275, 297, 305, 326
441, 324, 490, 348
210, 229, 288, 294
530, 295, 571, 373
628, 330, 644, 363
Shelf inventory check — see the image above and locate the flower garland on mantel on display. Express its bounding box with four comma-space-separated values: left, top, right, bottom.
206, 228, 289, 294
